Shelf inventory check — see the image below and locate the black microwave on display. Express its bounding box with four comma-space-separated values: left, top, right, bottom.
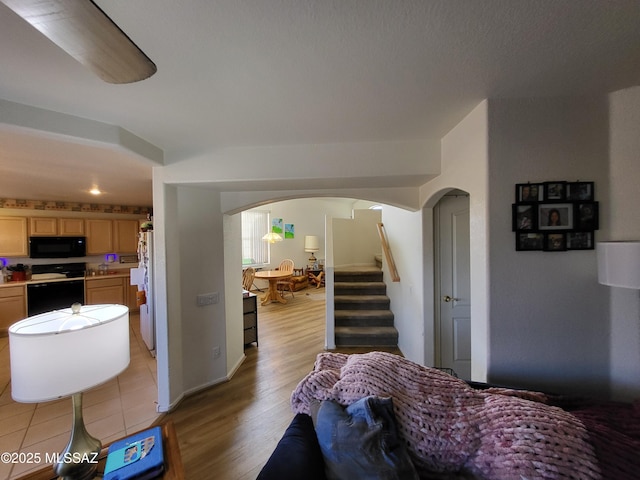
29, 236, 87, 258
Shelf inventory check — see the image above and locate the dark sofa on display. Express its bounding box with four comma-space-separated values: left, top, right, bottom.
257, 352, 640, 480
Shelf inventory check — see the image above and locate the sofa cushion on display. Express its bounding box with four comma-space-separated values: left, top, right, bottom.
312, 396, 419, 480
257, 413, 326, 480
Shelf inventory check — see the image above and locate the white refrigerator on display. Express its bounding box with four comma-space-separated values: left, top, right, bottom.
130, 231, 155, 356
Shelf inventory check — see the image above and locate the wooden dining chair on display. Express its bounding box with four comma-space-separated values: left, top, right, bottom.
242, 267, 255, 292
276, 259, 295, 298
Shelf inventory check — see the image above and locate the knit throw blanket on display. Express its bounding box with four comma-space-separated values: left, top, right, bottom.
290, 352, 602, 480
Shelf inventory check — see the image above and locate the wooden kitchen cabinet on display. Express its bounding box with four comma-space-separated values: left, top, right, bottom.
86, 219, 139, 254
85, 219, 114, 254
114, 219, 140, 253
0, 217, 28, 257
85, 277, 125, 305
30, 217, 85, 236
0, 285, 27, 336
29, 217, 57, 235
59, 218, 85, 235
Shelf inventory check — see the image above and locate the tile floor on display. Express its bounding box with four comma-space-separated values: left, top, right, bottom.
0, 312, 159, 479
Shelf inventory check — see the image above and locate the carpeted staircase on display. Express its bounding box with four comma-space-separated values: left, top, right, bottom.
334, 266, 398, 347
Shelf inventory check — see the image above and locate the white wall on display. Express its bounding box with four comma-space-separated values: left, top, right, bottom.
419, 101, 490, 380
608, 86, 640, 401
152, 177, 182, 411
380, 205, 425, 363
224, 213, 245, 378
332, 209, 381, 268
486, 96, 610, 396
176, 186, 229, 393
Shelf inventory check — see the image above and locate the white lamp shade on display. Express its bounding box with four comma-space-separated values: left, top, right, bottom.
304, 235, 320, 252
9, 304, 130, 403
596, 241, 640, 289
262, 232, 283, 244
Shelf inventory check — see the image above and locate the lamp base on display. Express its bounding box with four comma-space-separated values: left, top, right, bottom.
54, 392, 102, 480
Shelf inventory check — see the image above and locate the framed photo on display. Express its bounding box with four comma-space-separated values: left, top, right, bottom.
515, 183, 543, 202
512, 179, 599, 253
566, 181, 594, 201
567, 232, 594, 250
512, 204, 536, 231
575, 202, 599, 231
545, 233, 566, 251
544, 181, 566, 201
538, 203, 573, 230
516, 233, 544, 251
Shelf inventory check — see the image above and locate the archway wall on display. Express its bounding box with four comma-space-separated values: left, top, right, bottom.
152, 137, 442, 409
419, 100, 490, 381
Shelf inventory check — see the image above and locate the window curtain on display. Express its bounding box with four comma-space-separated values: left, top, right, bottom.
241, 210, 270, 266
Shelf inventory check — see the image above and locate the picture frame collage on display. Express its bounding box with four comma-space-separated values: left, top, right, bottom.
512, 181, 599, 252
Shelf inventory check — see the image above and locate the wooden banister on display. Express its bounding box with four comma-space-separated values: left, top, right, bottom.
376, 222, 400, 282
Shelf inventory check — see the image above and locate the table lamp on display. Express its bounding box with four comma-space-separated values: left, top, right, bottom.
9, 303, 130, 480
304, 235, 320, 266
597, 241, 640, 289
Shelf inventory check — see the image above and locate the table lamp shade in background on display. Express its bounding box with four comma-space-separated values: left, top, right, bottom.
304, 235, 320, 253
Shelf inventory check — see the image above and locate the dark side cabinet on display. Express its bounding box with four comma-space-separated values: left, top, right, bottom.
243, 293, 258, 346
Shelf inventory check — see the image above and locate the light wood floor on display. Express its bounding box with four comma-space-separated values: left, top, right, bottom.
159, 288, 401, 479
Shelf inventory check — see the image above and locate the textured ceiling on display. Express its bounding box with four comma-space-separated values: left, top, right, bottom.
1, 0, 640, 206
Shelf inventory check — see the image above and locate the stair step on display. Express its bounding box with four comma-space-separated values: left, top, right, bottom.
334, 269, 383, 283
335, 326, 399, 347
334, 295, 390, 310
334, 281, 386, 295
335, 310, 394, 327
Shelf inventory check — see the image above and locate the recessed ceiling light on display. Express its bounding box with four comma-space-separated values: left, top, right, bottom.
90, 188, 102, 195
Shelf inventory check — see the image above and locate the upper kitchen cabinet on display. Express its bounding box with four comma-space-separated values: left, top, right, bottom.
0, 217, 28, 256
29, 217, 85, 236
85, 219, 114, 254
29, 217, 57, 235
86, 218, 140, 254
59, 218, 85, 235
114, 219, 140, 253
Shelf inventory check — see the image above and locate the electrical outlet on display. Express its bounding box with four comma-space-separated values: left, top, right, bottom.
212, 346, 221, 358
196, 292, 219, 306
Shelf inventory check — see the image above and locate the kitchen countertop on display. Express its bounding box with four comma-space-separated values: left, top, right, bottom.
0, 270, 132, 288
86, 270, 131, 280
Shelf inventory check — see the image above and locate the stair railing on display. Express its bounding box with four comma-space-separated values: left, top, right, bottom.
376, 222, 400, 282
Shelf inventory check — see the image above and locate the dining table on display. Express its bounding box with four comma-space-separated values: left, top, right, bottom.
254, 270, 292, 305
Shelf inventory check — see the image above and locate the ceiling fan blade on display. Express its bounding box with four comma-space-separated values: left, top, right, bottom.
1, 0, 156, 84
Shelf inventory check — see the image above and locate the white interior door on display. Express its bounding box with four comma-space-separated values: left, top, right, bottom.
436, 194, 471, 379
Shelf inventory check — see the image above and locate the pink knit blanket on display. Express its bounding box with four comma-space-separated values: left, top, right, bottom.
291, 352, 601, 479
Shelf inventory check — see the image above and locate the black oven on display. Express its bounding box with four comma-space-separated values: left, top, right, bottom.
27, 263, 87, 316
29, 236, 86, 258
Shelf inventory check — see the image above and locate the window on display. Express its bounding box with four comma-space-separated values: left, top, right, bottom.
241, 210, 270, 267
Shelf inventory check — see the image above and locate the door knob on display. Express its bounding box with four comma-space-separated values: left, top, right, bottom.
443, 295, 457, 302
